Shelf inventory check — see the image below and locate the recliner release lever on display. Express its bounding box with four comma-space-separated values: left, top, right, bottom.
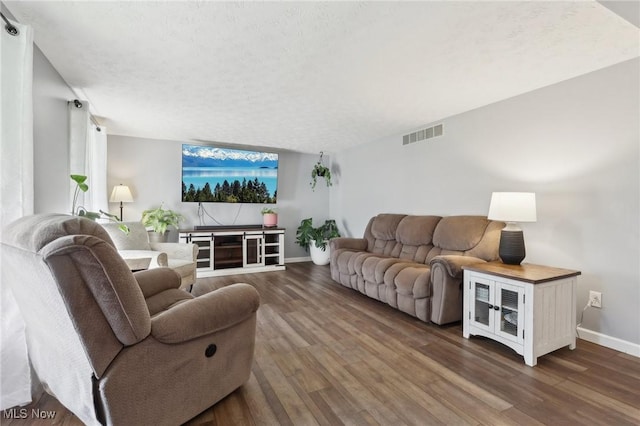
205, 344, 217, 358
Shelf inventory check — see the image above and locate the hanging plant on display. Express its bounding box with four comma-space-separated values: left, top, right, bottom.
310, 151, 332, 190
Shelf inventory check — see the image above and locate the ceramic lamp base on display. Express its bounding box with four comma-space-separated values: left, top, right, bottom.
499, 229, 526, 265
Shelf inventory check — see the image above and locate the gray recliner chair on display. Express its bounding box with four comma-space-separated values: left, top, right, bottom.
1, 214, 259, 425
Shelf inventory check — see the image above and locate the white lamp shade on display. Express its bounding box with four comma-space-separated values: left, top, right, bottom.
109, 185, 133, 203
487, 192, 537, 222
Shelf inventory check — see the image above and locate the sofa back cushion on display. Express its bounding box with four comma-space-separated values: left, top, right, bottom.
365, 214, 406, 255
362, 214, 503, 263
394, 215, 442, 263
432, 215, 503, 261
103, 221, 151, 250
433, 216, 488, 252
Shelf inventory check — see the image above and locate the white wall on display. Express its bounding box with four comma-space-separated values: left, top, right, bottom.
331, 59, 640, 347
107, 136, 331, 259
32, 46, 76, 214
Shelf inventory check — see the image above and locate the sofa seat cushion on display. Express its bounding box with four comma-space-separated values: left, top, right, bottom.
332, 249, 349, 272
123, 257, 152, 271
332, 249, 380, 276
394, 266, 431, 298
332, 249, 371, 291
167, 258, 196, 279
118, 249, 168, 268
391, 265, 432, 322
396, 244, 437, 263
350, 251, 390, 275
361, 256, 405, 284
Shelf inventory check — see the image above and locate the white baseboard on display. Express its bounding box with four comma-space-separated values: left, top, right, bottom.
577, 327, 640, 358
285, 256, 311, 263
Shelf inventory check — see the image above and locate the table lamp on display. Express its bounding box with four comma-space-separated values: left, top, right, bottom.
487, 192, 537, 265
110, 184, 133, 221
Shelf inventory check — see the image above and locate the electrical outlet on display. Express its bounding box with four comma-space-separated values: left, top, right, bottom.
589, 291, 602, 308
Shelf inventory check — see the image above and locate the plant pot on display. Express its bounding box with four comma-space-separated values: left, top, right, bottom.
309, 239, 330, 266
148, 231, 168, 243
263, 213, 278, 227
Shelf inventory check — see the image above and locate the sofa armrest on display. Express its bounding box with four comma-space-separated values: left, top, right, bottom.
122, 257, 151, 271
118, 249, 168, 267
150, 242, 198, 261
429, 255, 487, 325
134, 268, 182, 298
330, 237, 367, 252
150, 283, 260, 343
430, 255, 487, 279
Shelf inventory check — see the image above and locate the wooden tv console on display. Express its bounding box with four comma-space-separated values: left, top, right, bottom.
178, 226, 285, 277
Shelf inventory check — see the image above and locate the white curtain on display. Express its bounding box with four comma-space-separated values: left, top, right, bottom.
0, 17, 35, 409
87, 124, 109, 213
68, 102, 108, 214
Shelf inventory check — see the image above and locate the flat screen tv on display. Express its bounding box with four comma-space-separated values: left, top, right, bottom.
181, 144, 278, 203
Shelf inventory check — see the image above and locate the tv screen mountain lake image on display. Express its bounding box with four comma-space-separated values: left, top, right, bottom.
182, 145, 278, 203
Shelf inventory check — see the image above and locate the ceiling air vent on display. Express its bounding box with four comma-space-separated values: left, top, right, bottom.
402, 123, 444, 145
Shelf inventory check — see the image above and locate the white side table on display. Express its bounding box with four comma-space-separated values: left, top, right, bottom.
462, 262, 581, 366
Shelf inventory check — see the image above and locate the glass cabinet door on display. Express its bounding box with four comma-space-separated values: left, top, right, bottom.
496, 282, 524, 344
243, 233, 265, 268
470, 277, 493, 331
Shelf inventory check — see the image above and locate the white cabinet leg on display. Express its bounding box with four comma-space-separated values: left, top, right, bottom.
524, 352, 537, 367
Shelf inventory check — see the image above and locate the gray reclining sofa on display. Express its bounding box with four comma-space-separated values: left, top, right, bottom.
330, 214, 504, 325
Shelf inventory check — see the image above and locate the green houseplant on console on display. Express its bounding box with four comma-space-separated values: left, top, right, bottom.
261, 207, 278, 227
70, 174, 128, 234
295, 218, 340, 265
141, 204, 183, 242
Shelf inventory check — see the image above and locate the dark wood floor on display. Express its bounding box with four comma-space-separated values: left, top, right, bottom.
5, 262, 640, 425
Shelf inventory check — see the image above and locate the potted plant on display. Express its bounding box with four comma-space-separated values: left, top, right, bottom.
295, 218, 340, 265
70, 175, 128, 233
141, 204, 183, 242
261, 207, 278, 227
310, 151, 332, 190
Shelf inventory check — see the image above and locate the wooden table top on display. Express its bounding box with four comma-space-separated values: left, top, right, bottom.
462, 261, 581, 284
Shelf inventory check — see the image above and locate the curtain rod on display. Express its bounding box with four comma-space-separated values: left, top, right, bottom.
1, 12, 19, 36
72, 99, 103, 132
0, 15, 103, 131
91, 116, 102, 132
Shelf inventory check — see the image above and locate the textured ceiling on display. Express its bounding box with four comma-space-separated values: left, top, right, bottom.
5, 1, 639, 153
